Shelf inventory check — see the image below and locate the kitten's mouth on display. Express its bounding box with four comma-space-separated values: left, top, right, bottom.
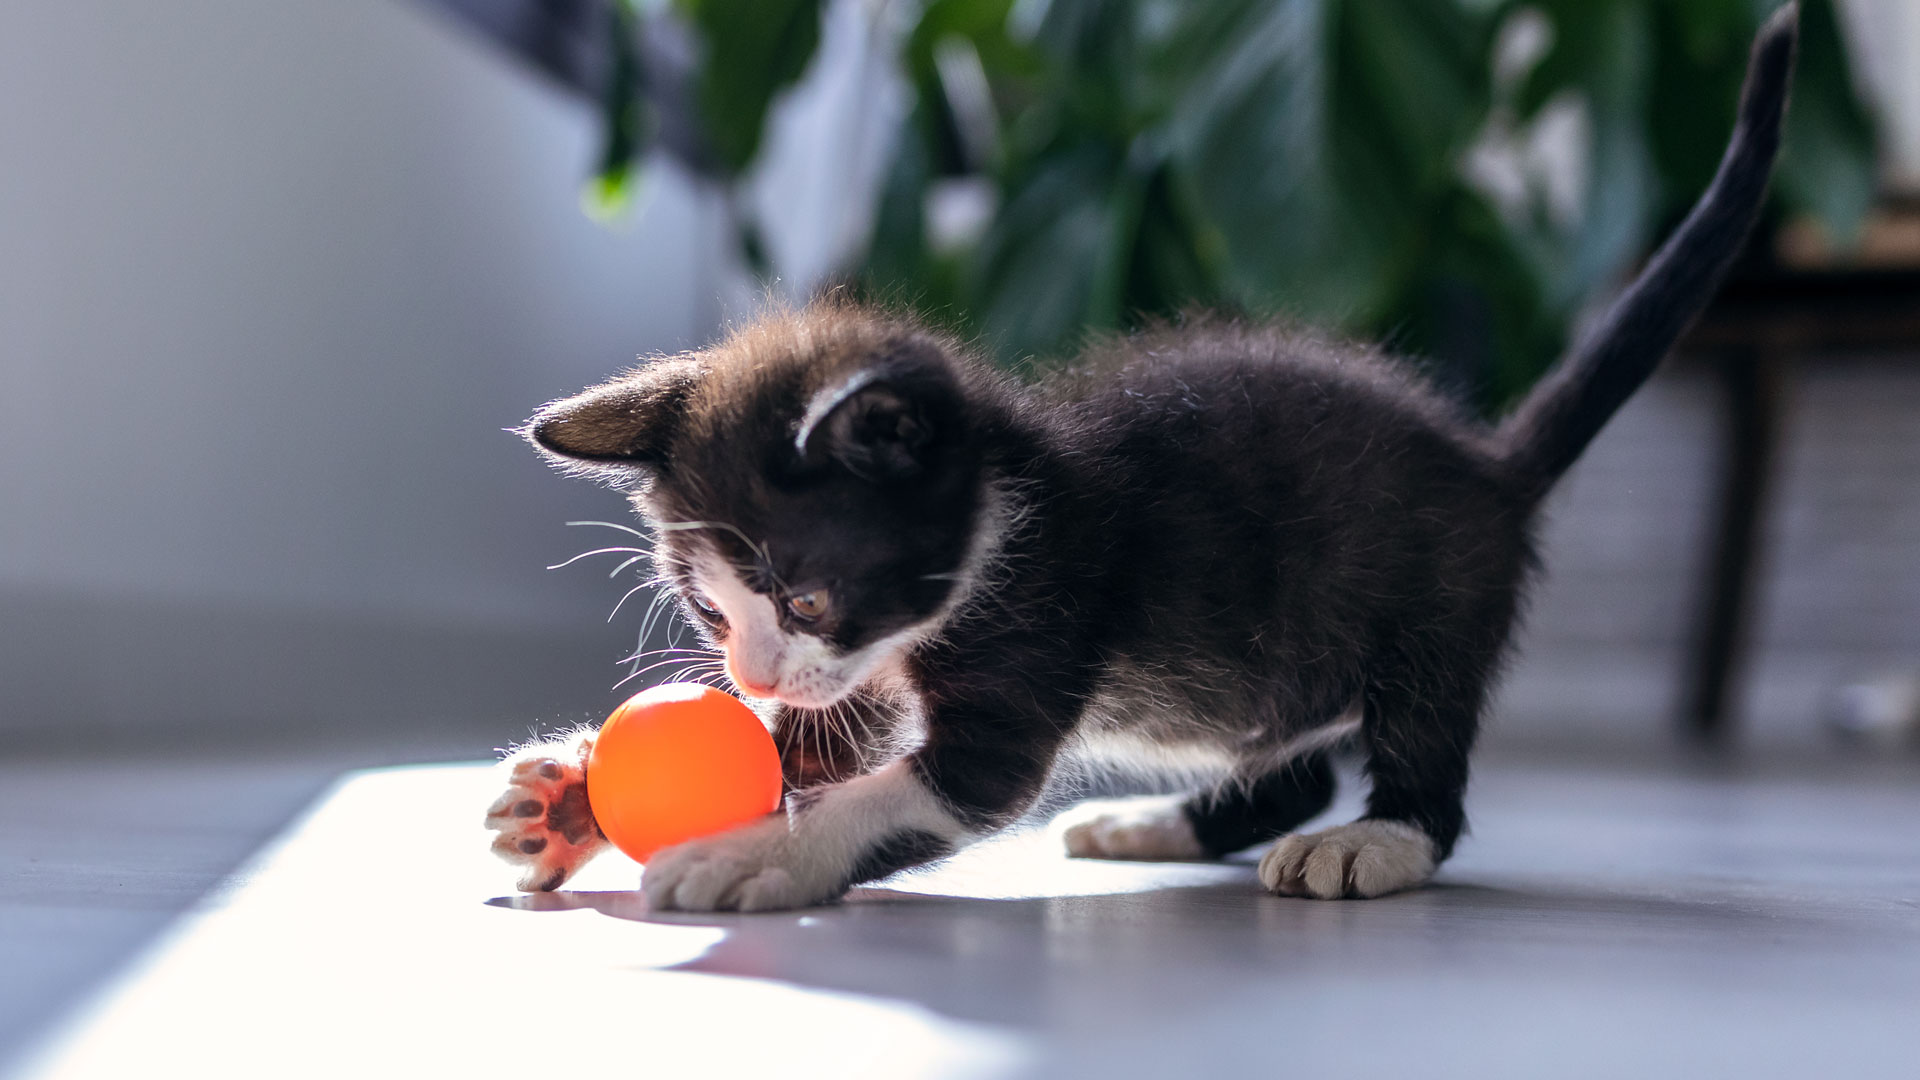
741, 675, 854, 711
724, 663, 845, 709
769, 684, 849, 711
721, 645, 872, 710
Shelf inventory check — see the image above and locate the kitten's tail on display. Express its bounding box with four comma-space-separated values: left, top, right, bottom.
1497, 4, 1797, 500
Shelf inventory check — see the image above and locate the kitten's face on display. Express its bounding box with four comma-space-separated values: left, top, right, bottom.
646, 480, 970, 708
527, 308, 982, 709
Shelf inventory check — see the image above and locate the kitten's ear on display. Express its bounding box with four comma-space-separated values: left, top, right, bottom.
796, 352, 962, 483
523, 357, 702, 475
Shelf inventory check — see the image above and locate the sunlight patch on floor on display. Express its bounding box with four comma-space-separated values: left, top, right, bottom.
19, 766, 1024, 1080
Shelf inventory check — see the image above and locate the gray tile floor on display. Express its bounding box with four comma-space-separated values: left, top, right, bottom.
0, 756, 341, 1069
6, 749, 1919, 1078
0, 743, 478, 1075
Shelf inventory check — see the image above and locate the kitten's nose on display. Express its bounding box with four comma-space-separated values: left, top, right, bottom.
734, 676, 778, 699
726, 662, 779, 699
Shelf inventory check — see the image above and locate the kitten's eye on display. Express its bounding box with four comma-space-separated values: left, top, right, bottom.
786, 590, 830, 620
690, 593, 722, 620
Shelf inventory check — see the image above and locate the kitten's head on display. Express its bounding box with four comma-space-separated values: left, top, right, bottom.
525, 303, 989, 708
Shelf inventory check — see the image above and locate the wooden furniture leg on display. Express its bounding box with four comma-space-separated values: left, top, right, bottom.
1682, 345, 1786, 745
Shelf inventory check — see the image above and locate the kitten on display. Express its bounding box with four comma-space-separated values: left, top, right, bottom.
485, 10, 1796, 909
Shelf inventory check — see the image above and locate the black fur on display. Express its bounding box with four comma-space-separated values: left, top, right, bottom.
840, 830, 954, 893
525, 12, 1797, 893
1184, 753, 1339, 859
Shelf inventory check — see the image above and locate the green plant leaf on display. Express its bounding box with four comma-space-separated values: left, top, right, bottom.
589, 0, 652, 222
1166, 0, 1501, 328
969, 143, 1132, 358
1774, 0, 1878, 242
834, 0, 1883, 403
1516, 1, 1660, 307
1165, 0, 1385, 321
676, 0, 824, 175
1337, 0, 1492, 180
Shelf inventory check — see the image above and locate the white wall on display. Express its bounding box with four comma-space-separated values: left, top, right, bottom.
1841, 0, 1920, 191
0, 1, 727, 745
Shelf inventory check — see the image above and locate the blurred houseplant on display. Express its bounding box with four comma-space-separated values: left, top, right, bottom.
597, 0, 1877, 410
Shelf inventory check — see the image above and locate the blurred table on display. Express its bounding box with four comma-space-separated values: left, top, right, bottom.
1679, 202, 1920, 744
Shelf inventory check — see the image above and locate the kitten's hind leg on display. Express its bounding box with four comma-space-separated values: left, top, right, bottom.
1186, 751, 1339, 856
1057, 794, 1206, 860
1261, 634, 1492, 899
1059, 752, 1338, 861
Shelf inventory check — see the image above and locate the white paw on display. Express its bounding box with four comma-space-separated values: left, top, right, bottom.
1056, 795, 1206, 861
641, 815, 841, 913
1258, 820, 1435, 899
484, 738, 606, 892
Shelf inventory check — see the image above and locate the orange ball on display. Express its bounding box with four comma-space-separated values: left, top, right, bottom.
586, 683, 783, 864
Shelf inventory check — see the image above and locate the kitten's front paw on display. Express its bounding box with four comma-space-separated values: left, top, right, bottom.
484, 741, 606, 892
1056, 795, 1205, 861
641, 816, 842, 913
1258, 820, 1435, 899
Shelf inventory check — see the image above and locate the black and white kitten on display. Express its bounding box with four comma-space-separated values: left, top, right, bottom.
485, 10, 1796, 909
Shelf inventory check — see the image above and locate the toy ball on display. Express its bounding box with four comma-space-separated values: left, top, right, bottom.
587, 683, 783, 864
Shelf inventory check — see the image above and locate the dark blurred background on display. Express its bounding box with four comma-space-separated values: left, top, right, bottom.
3, 0, 1918, 763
